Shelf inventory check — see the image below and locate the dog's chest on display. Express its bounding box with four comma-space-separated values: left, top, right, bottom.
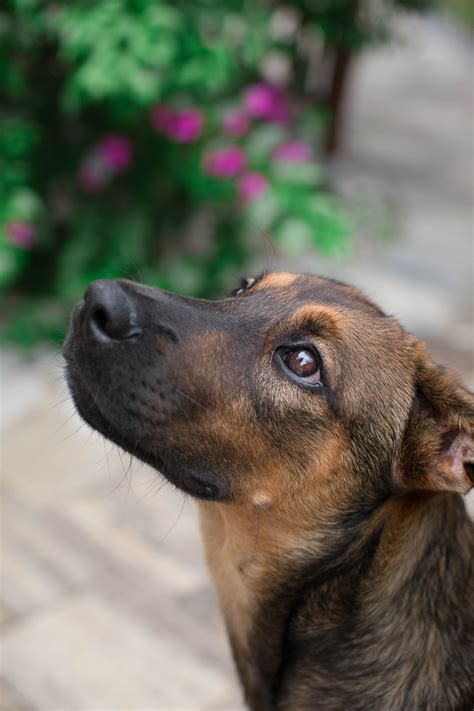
197, 503, 284, 655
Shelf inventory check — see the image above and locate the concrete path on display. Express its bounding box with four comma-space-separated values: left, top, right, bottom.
1, 13, 472, 711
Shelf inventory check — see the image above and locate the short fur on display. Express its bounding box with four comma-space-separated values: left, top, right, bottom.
65, 272, 474, 710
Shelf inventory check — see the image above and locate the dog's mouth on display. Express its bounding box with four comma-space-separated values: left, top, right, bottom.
63, 278, 239, 502
65, 356, 224, 502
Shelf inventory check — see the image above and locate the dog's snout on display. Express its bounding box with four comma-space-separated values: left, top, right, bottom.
81, 279, 141, 342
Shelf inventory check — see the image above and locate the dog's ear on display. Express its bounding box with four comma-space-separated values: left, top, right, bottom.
398, 343, 474, 494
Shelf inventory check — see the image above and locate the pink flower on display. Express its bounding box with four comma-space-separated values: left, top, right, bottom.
223, 109, 249, 137
267, 102, 290, 124
97, 135, 132, 172
273, 140, 312, 162
78, 135, 132, 192
167, 108, 203, 143
202, 147, 246, 178
237, 172, 268, 200
151, 104, 203, 143
244, 84, 277, 117
243, 84, 290, 123
5, 221, 37, 249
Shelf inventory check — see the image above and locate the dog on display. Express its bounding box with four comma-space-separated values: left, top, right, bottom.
64, 272, 474, 711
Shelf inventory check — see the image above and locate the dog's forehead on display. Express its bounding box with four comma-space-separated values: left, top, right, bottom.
246, 272, 385, 317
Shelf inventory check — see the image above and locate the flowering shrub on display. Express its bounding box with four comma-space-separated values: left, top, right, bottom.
78, 136, 133, 192
0, 0, 433, 345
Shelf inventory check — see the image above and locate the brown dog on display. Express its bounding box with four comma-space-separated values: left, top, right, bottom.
64, 272, 474, 711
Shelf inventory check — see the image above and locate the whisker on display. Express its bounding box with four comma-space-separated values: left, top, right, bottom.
143, 476, 169, 501
174, 388, 208, 410
156, 494, 186, 544
57, 420, 89, 443
52, 390, 72, 410
117, 447, 136, 502
99, 440, 117, 482
54, 408, 81, 436
258, 229, 282, 273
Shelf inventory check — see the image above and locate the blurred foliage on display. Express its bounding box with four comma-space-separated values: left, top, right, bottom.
442, 0, 474, 28
1, 0, 433, 345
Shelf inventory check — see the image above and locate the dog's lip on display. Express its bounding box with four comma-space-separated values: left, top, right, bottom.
143, 457, 222, 501
65, 364, 225, 502
188, 475, 219, 500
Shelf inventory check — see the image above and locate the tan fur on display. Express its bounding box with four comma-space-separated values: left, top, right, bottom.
198, 427, 347, 653
285, 304, 344, 335
254, 272, 298, 290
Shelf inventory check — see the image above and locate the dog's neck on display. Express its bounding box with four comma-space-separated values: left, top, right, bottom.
199, 492, 473, 710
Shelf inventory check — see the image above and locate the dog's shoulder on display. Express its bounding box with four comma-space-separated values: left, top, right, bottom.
276, 495, 474, 710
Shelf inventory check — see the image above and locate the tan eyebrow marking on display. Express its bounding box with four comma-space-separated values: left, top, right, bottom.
253, 272, 297, 291
287, 304, 343, 336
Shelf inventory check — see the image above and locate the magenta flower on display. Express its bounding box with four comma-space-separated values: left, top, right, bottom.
202, 147, 246, 178
78, 135, 132, 192
151, 104, 203, 143
243, 83, 290, 123
273, 140, 313, 163
97, 135, 132, 172
244, 84, 277, 117
168, 108, 203, 143
223, 109, 249, 137
237, 172, 268, 201
5, 221, 37, 249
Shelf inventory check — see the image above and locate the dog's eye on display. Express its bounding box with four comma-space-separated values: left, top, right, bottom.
233, 277, 255, 296
286, 349, 320, 380
276, 346, 322, 386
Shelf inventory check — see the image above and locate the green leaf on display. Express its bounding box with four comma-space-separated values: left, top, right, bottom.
243, 189, 280, 232
245, 125, 287, 160
275, 217, 315, 255
0, 246, 28, 291
272, 161, 320, 187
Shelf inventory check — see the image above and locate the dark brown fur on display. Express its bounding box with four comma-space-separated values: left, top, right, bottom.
64, 272, 474, 710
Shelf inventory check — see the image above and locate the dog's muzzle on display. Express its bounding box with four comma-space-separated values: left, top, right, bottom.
63, 279, 231, 501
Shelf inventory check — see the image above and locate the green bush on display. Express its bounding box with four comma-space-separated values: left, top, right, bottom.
0, 0, 432, 345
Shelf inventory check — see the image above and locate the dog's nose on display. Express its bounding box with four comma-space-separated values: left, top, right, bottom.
81, 280, 141, 342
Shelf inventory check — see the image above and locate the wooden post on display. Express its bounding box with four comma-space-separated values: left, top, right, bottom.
324, 46, 352, 157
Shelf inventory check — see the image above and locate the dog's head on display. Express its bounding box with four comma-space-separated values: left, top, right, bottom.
64, 272, 473, 517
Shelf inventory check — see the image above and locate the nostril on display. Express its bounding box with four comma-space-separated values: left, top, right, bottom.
88, 303, 139, 341
82, 280, 142, 342
90, 306, 109, 336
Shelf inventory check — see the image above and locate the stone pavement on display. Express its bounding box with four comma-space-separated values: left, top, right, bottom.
1, 13, 472, 711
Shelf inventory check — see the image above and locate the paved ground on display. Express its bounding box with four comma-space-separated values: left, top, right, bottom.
1, 13, 472, 711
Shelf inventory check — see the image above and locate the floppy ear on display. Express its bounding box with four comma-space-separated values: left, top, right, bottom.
398, 343, 474, 494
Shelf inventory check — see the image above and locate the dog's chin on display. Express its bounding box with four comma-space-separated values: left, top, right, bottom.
65, 368, 226, 502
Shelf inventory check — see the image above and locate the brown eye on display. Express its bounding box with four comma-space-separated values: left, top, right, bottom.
279, 347, 322, 385
286, 348, 318, 376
